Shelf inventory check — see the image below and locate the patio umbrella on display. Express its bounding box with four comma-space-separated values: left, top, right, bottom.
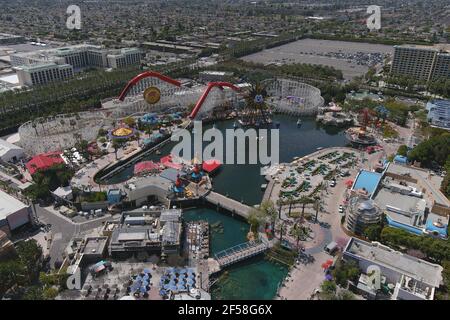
159, 289, 167, 296
144, 268, 151, 274
177, 284, 186, 291
345, 180, 354, 187
140, 286, 147, 294
168, 284, 177, 291
325, 274, 333, 281
168, 280, 176, 286
185, 278, 195, 286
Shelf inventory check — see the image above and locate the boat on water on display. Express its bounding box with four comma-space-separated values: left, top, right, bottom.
297, 118, 302, 126
156, 149, 162, 155
233, 121, 238, 129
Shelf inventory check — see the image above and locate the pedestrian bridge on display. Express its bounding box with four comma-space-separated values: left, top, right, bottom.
213, 241, 269, 270
203, 191, 252, 219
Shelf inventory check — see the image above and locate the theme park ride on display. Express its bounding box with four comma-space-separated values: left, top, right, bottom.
118, 70, 242, 123
345, 108, 377, 146
238, 82, 272, 127
188, 81, 241, 120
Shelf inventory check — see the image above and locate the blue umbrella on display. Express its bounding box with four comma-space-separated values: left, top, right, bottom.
163, 284, 171, 290
177, 284, 186, 291
143, 274, 150, 281
187, 273, 196, 279
185, 278, 195, 286
168, 280, 176, 286
159, 289, 166, 296
140, 286, 147, 294
178, 274, 186, 279
168, 284, 177, 291
142, 280, 149, 287
130, 284, 140, 293
179, 268, 187, 274
144, 268, 151, 274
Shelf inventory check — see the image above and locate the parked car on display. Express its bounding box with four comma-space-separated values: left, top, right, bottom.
338, 205, 344, 213
324, 241, 338, 255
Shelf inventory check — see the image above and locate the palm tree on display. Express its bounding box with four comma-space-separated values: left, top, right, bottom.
299, 196, 312, 215
286, 196, 295, 217
247, 208, 264, 233
291, 225, 304, 249
260, 200, 278, 232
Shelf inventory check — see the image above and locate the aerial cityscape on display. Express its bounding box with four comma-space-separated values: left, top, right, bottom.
0, 0, 449, 303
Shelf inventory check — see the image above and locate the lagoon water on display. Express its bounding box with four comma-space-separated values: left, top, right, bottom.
104, 115, 347, 299
183, 207, 289, 300
104, 115, 347, 204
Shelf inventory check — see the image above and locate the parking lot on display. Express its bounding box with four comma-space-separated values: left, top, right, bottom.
241, 39, 394, 80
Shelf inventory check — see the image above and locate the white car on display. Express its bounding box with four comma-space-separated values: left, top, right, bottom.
338, 205, 344, 213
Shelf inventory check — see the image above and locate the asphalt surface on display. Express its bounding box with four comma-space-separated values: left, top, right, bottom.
34, 205, 112, 268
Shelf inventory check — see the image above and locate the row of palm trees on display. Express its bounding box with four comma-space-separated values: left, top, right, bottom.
247, 193, 323, 249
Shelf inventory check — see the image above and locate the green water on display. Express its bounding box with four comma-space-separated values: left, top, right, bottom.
184, 207, 288, 300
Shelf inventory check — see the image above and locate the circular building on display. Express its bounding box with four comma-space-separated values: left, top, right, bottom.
345, 196, 382, 235
18, 111, 111, 155
264, 78, 324, 116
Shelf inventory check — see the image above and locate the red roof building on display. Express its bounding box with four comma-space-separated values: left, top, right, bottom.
202, 159, 221, 173
26, 152, 64, 175
134, 161, 161, 175
160, 155, 183, 170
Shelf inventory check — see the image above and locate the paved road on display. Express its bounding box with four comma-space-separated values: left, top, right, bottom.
34, 206, 113, 268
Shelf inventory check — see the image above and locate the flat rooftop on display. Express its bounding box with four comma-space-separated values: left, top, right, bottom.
0, 190, 28, 220
395, 43, 450, 53
83, 237, 108, 255
345, 238, 443, 287
386, 163, 450, 206
352, 170, 382, 197
374, 187, 425, 216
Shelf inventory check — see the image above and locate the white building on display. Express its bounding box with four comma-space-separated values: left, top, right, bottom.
0, 190, 31, 236
0, 138, 25, 162
343, 238, 443, 300
15, 63, 73, 86
11, 44, 141, 86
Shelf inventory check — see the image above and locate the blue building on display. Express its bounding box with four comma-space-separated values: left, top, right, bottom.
107, 189, 122, 204
426, 99, 450, 130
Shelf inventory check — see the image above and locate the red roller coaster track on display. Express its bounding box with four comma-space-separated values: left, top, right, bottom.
118, 71, 181, 101
189, 82, 240, 119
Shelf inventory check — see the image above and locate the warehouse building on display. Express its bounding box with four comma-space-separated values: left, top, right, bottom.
0, 138, 25, 163
0, 190, 32, 236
